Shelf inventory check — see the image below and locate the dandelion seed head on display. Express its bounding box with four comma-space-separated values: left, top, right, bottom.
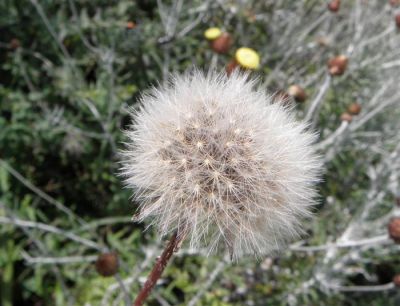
121, 70, 322, 259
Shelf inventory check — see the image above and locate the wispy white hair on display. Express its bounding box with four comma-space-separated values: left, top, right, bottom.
121, 70, 321, 259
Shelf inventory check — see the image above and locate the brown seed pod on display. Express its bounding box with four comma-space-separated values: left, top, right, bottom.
347, 102, 362, 115
316, 36, 330, 47
211, 32, 232, 54
340, 112, 352, 122
395, 14, 400, 29
328, 0, 340, 12
390, 0, 400, 7
328, 55, 348, 76
244, 10, 257, 23
388, 218, 400, 243
10, 38, 20, 50
287, 85, 307, 103
393, 274, 400, 287
95, 252, 119, 277
126, 21, 136, 29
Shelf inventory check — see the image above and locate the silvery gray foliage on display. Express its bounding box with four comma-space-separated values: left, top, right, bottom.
121, 71, 322, 259
3, 0, 400, 304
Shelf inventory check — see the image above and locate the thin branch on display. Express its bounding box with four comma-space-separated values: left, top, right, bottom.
0, 159, 84, 224
304, 74, 331, 125
187, 259, 226, 306
0, 216, 101, 250
21, 252, 98, 265
316, 121, 349, 150
75, 216, 132, 232
290, 235, 390, 252
325, 282, 395, 292
101, 247, 159, 306
2, 207, 75, 305
29, 0, 72, 60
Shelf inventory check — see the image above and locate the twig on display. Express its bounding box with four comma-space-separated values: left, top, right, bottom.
29, 0, 72, 61
187, 260, 226, 306
0, 216, 101, 250
133, 230, 186, 306
101, 247, 159, 306
115, 273, 133, 306
0, 41, 54, 68
350, 94, 400, 132
1, 205, 75, 305
316, 121, 349, 150
154, 292, 171, 306
324, 282, 395, 292
21, 252, 98, 265
75, 216, 132, 232
304, 74, 331, 125
290, 235, 390, 252
0, 159, 84, 224
67, 0, 100, 54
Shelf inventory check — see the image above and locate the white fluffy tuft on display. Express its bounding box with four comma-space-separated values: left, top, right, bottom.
121, 70, 322, 259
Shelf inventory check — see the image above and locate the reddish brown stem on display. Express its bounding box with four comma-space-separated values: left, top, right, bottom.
133, 231, 184, 306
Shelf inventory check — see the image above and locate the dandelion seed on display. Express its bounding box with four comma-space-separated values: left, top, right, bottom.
121, 70, 322, 260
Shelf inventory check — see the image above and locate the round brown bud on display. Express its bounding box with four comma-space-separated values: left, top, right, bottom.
126, 21, 136, 29
328, 55, 348, 76
328, 0, 340, 12
316, 36, 330, 47
10, 38, 20, 50
395, 14, 400, 29
244, 10, 257, 23
95, 252, 119, 277
393, 274, 400, 287
340, 112, 352, 122
211, 32, 232, 54
287, 85, 307, 103
347, 103, 362, 115
388, 218, 400, 243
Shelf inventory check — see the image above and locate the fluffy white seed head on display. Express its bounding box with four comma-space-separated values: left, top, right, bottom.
121, 71, 321, 259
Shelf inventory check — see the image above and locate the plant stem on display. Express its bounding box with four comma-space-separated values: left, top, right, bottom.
133, 230, 185, 306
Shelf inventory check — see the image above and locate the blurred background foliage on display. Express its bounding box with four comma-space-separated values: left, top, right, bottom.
1, 0, 400, 305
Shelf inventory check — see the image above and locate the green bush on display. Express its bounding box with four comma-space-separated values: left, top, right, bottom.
1, 0, 400, 305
